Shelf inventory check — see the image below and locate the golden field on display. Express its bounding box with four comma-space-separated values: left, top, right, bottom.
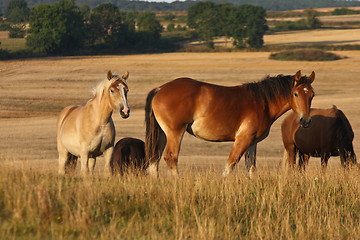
0, 30, 360, 238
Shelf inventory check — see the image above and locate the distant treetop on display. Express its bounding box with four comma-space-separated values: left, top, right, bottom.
1, 0, 360, 15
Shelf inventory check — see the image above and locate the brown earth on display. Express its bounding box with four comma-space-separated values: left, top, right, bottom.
0, 51, 359, 176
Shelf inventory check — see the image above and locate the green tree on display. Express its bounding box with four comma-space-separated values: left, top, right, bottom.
167, 23, 175, 32
5, 0, 30, 23
230, 5, 268, 48
304, 8, 322, 29
26, 0, 85, 54
9, 24, 26, 38
88, 3, 131, 48
122, 9, 138, 33
187, 2, 219, 48
79, 4, 90, 20
137, 11, 163, 40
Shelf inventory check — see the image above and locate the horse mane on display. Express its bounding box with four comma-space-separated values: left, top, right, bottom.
244, 74, 311, 103
91, 75, 119, 103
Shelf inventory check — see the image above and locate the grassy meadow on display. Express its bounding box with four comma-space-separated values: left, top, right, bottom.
1, 166, 360, 239
1, 22, 360, 239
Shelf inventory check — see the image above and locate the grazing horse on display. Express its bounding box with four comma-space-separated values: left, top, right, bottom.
57, 70, 130, 176
111, 137, 147, 175
281, 106, 356, 170
145, 70, 315, 177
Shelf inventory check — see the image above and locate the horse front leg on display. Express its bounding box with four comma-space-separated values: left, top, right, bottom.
103, 146, 114, 177
282, 144, 296, 170
80, 147, 90, 176
298, 152, 309, 172
223, 132, 254, 177
245, 144, 257, 178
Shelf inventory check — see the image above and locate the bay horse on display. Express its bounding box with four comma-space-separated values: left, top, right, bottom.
145, 70, 315, 177
111, 137, 147, 175
57, 70, 130, 176
281, 106, 356, 170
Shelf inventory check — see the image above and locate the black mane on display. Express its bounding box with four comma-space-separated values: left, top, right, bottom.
244, 74, 310, 103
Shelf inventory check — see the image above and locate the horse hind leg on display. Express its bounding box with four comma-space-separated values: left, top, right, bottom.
88, 157, 96, 175
319, 155, 329, 174
147, 129, 166, 178
66, 153, 78, 175
162, 129, 185, 177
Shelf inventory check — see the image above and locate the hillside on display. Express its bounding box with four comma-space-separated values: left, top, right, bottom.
1, 0, 360, 14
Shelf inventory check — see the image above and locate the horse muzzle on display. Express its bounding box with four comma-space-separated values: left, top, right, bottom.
300, 116, 311, 128
120, 106, 130, 119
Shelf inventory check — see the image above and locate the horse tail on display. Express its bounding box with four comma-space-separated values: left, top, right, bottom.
145, 88, 165, 175
335, 108, 356, 165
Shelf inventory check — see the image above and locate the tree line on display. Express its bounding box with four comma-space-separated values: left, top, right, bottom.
2, 0, 269, 57
188, 2, 267, 48
3, 0, 168, 55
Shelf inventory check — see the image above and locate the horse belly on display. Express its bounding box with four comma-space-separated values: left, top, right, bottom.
295, 130, 332, 157
60, 130, 81, 156
87, 127, 114, 157
190, 118, 235, 141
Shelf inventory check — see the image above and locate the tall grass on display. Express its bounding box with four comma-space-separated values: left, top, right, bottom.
1, 164, 360, 239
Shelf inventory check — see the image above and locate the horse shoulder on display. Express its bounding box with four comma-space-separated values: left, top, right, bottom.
57, 105, 78, 128
281, 112, 298, 143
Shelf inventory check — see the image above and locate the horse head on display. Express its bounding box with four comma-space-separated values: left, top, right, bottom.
107, 70, 130, 119
290, 70, 315, 128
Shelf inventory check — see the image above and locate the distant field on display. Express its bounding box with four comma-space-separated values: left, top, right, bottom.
264, 28, 360, 46
0, 37, 26, 51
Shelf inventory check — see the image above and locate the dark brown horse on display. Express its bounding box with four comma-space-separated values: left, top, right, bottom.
111, 137, 147, 175
281, 106, 356, 170
145, 70, 315, 177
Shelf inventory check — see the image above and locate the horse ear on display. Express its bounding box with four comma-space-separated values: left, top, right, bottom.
308, 71, 315, 83
294, 70, 301, 85
107, 70, 113, 80
122, 71, 129, 82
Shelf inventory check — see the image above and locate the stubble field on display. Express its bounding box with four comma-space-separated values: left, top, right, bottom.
1, 47, 360, 237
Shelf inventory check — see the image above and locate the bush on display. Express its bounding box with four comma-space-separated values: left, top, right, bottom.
269, 49, 343, 61
271, 20, 308, 32
0, 23, 11, 31
332, 8, 359, 15
8, 24, 26, 38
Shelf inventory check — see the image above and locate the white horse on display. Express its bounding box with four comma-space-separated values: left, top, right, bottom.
57, 70, 130, 176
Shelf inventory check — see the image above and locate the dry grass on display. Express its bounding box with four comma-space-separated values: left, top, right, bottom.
1, 165, 360, 239
0, 48, 360, 238
264, 29, 360, 46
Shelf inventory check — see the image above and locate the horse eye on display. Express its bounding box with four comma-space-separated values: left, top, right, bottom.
294, 92, 298, 97
110, 89, 115, 94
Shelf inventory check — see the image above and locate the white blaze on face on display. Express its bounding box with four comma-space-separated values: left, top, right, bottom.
304, 87, 308, 94
118, 83, 129, 114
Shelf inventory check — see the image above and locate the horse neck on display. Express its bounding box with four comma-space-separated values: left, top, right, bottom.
90, 91, 113, 125
267, 95, 291, 121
